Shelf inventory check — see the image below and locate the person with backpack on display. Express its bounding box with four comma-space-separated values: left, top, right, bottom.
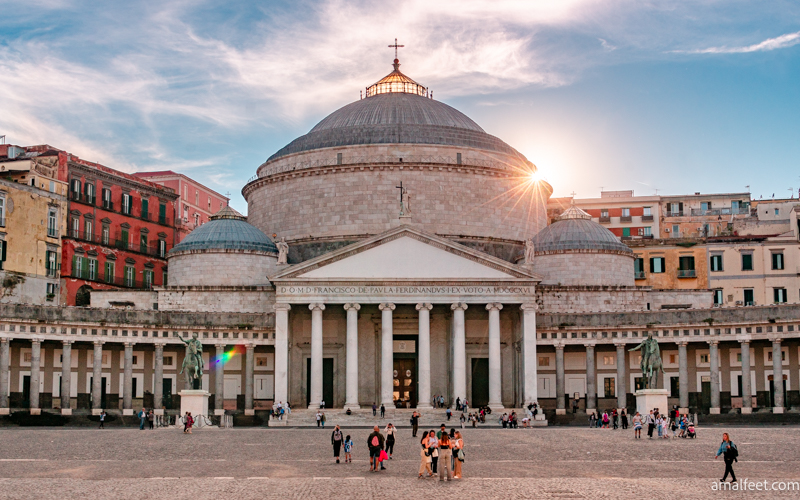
715, 432, 738, 482
343, 434, 353, 463
418, 431, 434, 478
452, 430, 464, 479
99, 410, 106, 429
331, 425, 343, 463
384, 423, 396, 459
367, 426, 385, 472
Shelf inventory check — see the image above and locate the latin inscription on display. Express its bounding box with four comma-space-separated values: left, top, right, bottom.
279, 286, 533, 295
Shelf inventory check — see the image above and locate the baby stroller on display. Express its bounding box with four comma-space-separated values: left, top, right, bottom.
687, 423, 697, 439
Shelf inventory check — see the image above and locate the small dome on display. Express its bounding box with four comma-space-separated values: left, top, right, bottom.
531, 217, 633, 254
169, 206, 277, 254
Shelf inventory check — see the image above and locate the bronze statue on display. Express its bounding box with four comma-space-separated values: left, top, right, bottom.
630, 333, 663, 389
179, 332, 204, 389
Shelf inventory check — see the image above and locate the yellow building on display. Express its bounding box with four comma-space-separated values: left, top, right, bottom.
629, 239, 709, 291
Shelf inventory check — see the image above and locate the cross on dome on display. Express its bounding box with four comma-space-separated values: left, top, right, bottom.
365, 39, 429, 98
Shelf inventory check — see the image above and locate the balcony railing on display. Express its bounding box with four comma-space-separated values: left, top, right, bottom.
620, 215, 632, 222
634, 271, 646, 280
47, 227, 59, 238
70, 194, 173, 227
0, 217, 5, 227
45, 268, 59, 278
690, 207, 746, 216
69, 269, 154, 290
665, 211, 684, 217
65, 230, 171, 258
641, 214, 654, 222
599, 216, 611, 223
677, 269, 697, 278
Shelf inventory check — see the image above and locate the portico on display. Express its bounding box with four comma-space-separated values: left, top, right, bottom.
270, 226, 541, 410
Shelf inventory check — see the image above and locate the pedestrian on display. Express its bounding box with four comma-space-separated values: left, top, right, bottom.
501, 413, 508, 428
459, 412, 466, 428
418, 432, 434, 478
316, 410, 322, 427
321, 412, 326, 428
148, 409, 154, 430
331, 425, 343, 463
456, 397, 461, 412
446, 407, 452, 421
99, 410, 106, 429
589, 412, 596, 428
138, 408, 147, 430
671, 416, 678, 438
380, 403, 386, 418
646, 410, 655, 438
453, 430, 464, 479
411, 410, 420, 437
184, 412, 194, 434
463, 399, 469, 414
320, 399, 325, 409
285, 401, 291, 415
573, 397, 579, 414
343, 434, 353, 463
384, 423, 396, 459
621, 409, 628, 430
372, 403, 377, 416
612, 409, 618, 430
367, 425, 385, 472
437, 432, 453, 482
602, 411, 609, 429
715, 432, 738, 483
632, 412, 643, 439
656, 415, 664, 438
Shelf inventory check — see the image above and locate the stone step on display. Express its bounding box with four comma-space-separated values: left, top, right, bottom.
268, 408, 547, 428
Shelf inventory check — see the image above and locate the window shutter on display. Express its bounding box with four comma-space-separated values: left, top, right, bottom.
678, 202, 683, 212
649, 258, 654, 273
0, 240, 6, 262
72, 255, 77, 275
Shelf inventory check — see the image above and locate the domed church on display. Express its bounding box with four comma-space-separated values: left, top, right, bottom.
90, 53, 712, 418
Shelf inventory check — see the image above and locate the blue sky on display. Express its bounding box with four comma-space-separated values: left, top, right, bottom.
1, 0, 798, 212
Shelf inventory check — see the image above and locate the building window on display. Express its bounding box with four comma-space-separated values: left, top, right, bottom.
208, 199, 211, 211
643, 207, 651, 216
713, 289, 723, 305
643, 227, 651, 237
649, 257, 665, 274
72, 255, 86, 278
744, 289, 754, 306
102, 188, 113, 210
678, 256, 696, 277
46, 283, 57, 299
162, 271, 168, 286
604, 377, 615, 398
538, 356, 550, 367
741, 253, 753, 271
45, 250, 58, 278
0, 196, 5, 227
731, 200, 742, 214
141, 197, 149, 220
88, 258, 97, 281
195, 190, 199, 205
671, 224, 680, 237
772, 252, 784, 270
159, 203, 167, 225
669, 202, 682, 216
774, 288, 787, 303
84, 219, 93, 241
102, 224, 110, 245
622, 227, 630, 238
119, 229, 129, 249
70, 179, 81, 200
194, 213, 200, 226
710, 254, 723, 272
140, 234, 148, 254
767, 350, 786, 362
158, 239, 166, 258
143, 270, 154, 288
621, 207, 630, 217
602, 356, 614, 366
699, 354, 709, 363
670, 377, 679, 398
104, 261, 115, 283
84, 183, 95, 205
46, 208, 58, 237
600, 209, 609, 219
634, 258, 645, 279
71, 217, 80, 239
124, 266, 135, 287
122, 193, 132, 215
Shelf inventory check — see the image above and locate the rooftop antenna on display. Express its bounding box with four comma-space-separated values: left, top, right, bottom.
654, 188, 659, 195
789, 187, 794, 199
225, 191, 231, 206
745, 185, 750, 192
0, 135, 5, 144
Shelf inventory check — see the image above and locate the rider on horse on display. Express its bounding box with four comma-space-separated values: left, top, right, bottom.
179, 332, 204, 387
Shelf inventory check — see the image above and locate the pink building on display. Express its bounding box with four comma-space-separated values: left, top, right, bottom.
133, 171, 229, 243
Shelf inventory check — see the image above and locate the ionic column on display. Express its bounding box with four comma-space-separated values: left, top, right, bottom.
0, 339, 10, 413
123, 342, 134, 415
379, 303, 395, 407
678, 341, 689, 414
30, 339, 42, 414
308, 303, 325, 409
451, 302, 468, 407
344, 303, 361, 409
615, 343, 627, 410
92, 341, 103, 414
739, 339, 752, 414
709, 340, 721, 414
585, 343, 596, 414
520, 304, 538, 406
772, 338, 784, 413
245, 343, 255, 415
274, 304, 291, 408
486, 303, 503, 409
60, 340, 73, 414
416, 303, 433, 409
555, 343, 565, 415
154, 343, 164, 414
214, 344, 225, 415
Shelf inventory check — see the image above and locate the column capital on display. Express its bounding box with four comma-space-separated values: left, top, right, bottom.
0, 338, 9, 344
275, 303, 292, 312
554, 342, 565, 350
31, 338, 43, 345
415, 303, 433, 311
450, 302, 468, 311
520, 303, 538, 312
153, 342, 166, 349
245, 343, 256, 351
308, 303, 325, 311
583, 342, 596, 348
737, 337, 751, 345
61, 339, 74, 346
93, 340, 105, 346
485, 303, 503, 311
769, 336, 782, 344
123, 342, 135, 348
707, 339, 720, 346
343, 303, 361, 311
614, 342, 626, 350
677, 340, 689, 347
379, 302, 396, 311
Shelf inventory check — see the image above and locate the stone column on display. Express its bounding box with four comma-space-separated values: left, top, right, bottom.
92, 341, 103, 414
709, 340, 721, 414
30, 339, 42, 414
555, 343, 565, 414
244, 343, 255, 415
772, 338, 784, 414
0, 338, 10, 413
123, 342, 134, 415
520, 304, 538, 406
486, 303, 504, 409
308, 303, 325, 409
451, 302, 468, 407
343, 303, 361, 409
585, 343, 596, 414
615, 343, 627, 410
678, 341, 689, 414
214, 344, 225, 415
416, 303, 433, 409
739, 339, 752, 414
153, 343, 164, 414
60, 340, 73, 415
274, 304, 291, 409
379, 303, 396, 407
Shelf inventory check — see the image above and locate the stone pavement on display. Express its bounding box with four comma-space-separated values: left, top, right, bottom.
0, 426, 798, 499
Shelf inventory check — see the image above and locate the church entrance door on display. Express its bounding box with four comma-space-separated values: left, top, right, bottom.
393, 358, 416, 408
471, 358, 490, 407
306, 358, 334, 408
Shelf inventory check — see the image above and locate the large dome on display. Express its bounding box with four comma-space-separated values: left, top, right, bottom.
266, 92, 524, 161
169, 206, 277, 254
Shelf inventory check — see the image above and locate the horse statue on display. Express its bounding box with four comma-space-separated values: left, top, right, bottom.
630, 333, 662, 389
179, 332, 204, 389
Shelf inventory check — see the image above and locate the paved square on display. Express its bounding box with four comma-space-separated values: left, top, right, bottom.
0, 425, 798, 499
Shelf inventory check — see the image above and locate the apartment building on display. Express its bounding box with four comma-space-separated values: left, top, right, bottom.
549, 190, 660, 240
660, 192, 751, 239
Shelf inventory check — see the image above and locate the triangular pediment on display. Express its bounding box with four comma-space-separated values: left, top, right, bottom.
271, 226, 540, 281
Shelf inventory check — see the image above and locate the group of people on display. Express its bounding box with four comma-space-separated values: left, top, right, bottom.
370, 403, 387, 418
589, 409, 628, 429
418, 424, 465, 481
271, 401, 291, 420
432, 395, 447, 408
499, 411, 519, 428
315, 411, 327, 428
137, 408, 155, 430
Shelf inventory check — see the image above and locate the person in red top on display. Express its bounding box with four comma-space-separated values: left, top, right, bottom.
183, 412, 194, 434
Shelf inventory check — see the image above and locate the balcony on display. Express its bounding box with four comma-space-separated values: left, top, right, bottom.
665, 211, 684, 217
641, 214, 654, 222
0, 217, 5, 228
690, 207, 746, 217
69, 269, 154, 290
599, 216, 611, 223
620, 215, 632, 223
64, 230, 171, 258
45, 268, 59, 278
677, 269, 697, 278
47, 227, 59, 238
69, 192, 95, 205
634, 271, 646, 280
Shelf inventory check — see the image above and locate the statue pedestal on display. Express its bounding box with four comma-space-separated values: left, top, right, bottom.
179, 390, 210, 426
635, 389, 669, 417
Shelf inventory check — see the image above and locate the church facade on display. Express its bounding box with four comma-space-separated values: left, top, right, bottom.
0, 56, 798, 420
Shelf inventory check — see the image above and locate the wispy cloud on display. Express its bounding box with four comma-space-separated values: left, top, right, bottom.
674, 31, 800, 54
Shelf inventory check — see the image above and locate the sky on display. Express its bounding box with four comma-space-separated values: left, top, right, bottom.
1, 0, 799, 213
